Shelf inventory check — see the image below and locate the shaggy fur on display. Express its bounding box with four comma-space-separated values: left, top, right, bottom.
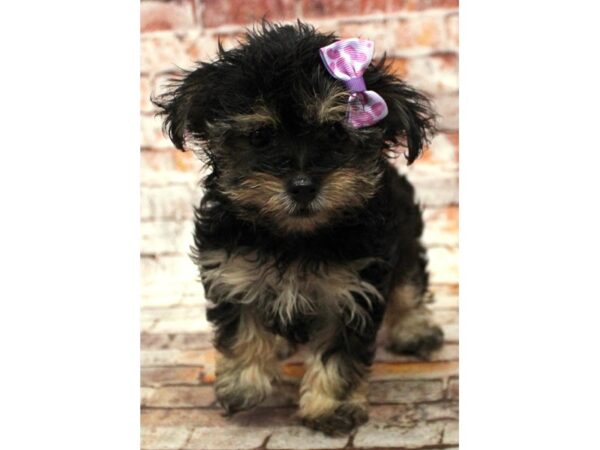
154, 21, 444, 436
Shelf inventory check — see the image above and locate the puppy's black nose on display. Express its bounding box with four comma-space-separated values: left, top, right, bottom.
287, 174, 318, 204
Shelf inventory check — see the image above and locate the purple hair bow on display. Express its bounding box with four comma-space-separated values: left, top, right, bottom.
319, 38, 388, 128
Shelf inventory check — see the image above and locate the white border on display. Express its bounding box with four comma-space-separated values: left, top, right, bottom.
0, 1, 140, 449
462, 0, 600, 448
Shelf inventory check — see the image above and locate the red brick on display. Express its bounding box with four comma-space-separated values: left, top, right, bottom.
447, 376, 459, 400
141, 30, 218, 74
374, 343, 459, 364
420, 132, 459, 165
387, 57, 410, 78
142, 347, 215, 367
385, 54, 458, 100
151, 72, 179, 102
141, 152, 195, 185
422, 204, 459, 246
442, 323, 458, 343
431, 282, 459, 298
281, 359, 458, 382
141, 185, 197, 222
141, 366, 204, 387
427, 246, 458, 285
142, 386, 216, 407
335, 20, 392, 49
392, 16, 446, 54
359, 0, 388, 14
142, 408, 231, 427
433, 308, 458, 326
149, 306, 211, 333
173, 149, 199, 171
420, 401, 459, 421
202, 0, 296, 28
229, 406, 297, 427
141, 1, 195, 33
430, 286, 459, 310
142, 332, 172, 349
141, 152, 202, 180
368, 402, 459, 424
397, 161, 458, 207
184, 34, 219, 64
434, 92, 459, 130
186, 426, 271, 450
354, 421, 445, 448
141, 220, 194, 255
141, 387, 155, 406
172, 333, 213, 349
141, 113, 176, 150
368, 404, 423, 427
141, 426, 191, 450
267, 426, 349, 449
142, 406, 299, 428
141, 255, 199, 290
408, 53, 458, 93
446, 13, 459, 50
443, 420, 459, 445
368, 379, 445, 403
447, 129, 459, 150
303, 0, 359, 18
392, 0, 459, 11
213, 32, 247, 52
141, 75, 154, 113
306, 0, 458, 14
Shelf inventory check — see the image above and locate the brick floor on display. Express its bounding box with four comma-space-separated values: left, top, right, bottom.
141, 207, 459, 450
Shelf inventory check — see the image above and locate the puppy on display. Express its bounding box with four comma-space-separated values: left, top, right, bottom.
154, 22, 444, 435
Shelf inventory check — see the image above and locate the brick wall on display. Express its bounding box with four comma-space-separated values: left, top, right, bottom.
140, 0, 459, 294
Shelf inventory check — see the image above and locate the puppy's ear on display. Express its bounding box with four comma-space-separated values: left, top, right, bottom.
152, 65, 215, 151
367, 60, 437, 165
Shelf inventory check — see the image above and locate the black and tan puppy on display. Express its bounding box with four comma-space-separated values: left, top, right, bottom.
154, 22, 444, 435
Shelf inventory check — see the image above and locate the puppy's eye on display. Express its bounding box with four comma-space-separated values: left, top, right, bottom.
249, 127, 273, 148
327, 122, 347, 140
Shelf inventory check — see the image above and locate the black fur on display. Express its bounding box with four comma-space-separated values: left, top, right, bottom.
154, 21, 438, 433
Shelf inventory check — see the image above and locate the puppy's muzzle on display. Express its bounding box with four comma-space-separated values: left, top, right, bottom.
286, 174, 318, 205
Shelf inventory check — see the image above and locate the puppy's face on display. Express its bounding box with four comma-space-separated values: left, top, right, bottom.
155, 23, 435, 233
206, 82, 386, 233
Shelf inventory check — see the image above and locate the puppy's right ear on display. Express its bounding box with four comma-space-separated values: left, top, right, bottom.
152, 66, 214, 150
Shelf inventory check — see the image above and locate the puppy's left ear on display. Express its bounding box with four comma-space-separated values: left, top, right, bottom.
152, 64, 216, 151
367, 62, 437, 165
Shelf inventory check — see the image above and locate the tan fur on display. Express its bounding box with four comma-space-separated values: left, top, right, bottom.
223, 167, 381, 233
203, 102, 278, 147
223, 172, 291, 217
387, 306, 435, 344
299, 352, 367, 420
383, 284, 423, 328
214, 307, 279, 410
230, 103, 279, 129
384, 283, 442, 354
318, 168, 380, 211
273, 335, 296, 360
305, 85, 349, 124
198, 248, 382, 328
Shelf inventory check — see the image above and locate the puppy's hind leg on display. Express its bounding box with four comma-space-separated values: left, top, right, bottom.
384, 283, 444, 358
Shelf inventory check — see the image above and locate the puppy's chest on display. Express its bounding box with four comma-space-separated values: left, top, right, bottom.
197, 248, 381, 326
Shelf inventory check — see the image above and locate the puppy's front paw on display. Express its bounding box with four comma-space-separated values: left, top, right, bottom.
215, 367, 272, 414
302, 402, 368, 436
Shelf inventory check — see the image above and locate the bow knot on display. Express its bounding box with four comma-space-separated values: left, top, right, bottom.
319, 38, 388, 128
